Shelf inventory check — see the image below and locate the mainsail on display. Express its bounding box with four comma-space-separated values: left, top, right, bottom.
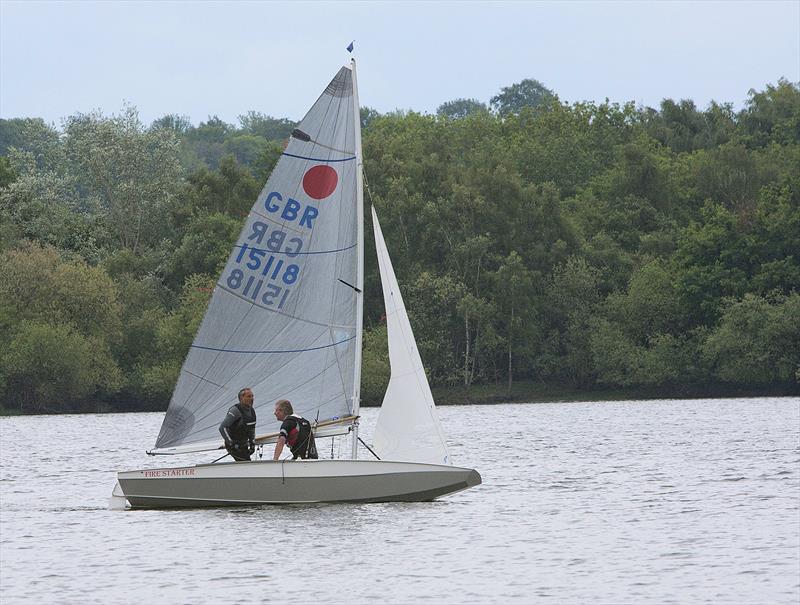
371, 208, 451, 465
153, 65, 361, 453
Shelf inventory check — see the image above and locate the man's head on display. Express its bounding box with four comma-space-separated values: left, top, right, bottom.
238, 388, 254, 407
274, 399, 293, 421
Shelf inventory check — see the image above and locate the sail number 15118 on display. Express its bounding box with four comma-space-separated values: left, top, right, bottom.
225, 242, 301, 309
227, 269, 291, 309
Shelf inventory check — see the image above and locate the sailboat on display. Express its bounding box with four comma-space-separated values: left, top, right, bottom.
112, 60, 481, 508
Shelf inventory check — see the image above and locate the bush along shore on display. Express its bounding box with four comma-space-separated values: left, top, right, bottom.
1, 79, 799, 414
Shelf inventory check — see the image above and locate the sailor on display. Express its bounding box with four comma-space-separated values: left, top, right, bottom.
272, 399, 318, 460
219, 388, 257, 461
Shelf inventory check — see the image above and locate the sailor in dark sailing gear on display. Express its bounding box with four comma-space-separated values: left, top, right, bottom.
272, 399, 318, 460
219, 388, 257, 461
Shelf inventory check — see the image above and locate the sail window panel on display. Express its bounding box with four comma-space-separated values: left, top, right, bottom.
158, 377, 254, 449
156, 371, 203, 447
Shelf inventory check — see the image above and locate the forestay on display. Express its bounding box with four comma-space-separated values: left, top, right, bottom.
153, 66, 360, 453
371, 208, 451, 465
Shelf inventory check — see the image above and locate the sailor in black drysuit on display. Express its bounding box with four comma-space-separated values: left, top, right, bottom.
272, 399, 318, 460
219, 388, 257, 461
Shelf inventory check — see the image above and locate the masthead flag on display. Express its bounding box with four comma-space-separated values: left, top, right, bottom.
346, 40, 354, 53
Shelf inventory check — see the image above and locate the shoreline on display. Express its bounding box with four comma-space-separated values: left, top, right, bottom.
2, 381, 797, 416
421, 381, 798, 407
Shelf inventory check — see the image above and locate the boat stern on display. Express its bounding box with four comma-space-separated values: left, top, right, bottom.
109, 480, 129, 510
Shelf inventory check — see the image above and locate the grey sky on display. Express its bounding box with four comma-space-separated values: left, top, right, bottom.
1, 0, 798, 127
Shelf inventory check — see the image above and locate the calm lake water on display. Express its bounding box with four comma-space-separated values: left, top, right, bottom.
1, 397, 798, 604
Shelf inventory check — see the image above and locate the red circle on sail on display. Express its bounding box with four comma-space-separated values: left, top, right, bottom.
302, 165, 338, 200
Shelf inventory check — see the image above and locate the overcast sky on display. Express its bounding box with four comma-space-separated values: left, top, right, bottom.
1, 1, 798, 127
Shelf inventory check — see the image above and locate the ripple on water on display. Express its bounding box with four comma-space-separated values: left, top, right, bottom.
0, 398, 798, 605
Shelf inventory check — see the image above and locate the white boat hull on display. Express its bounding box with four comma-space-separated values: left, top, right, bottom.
116, 459, 481, 508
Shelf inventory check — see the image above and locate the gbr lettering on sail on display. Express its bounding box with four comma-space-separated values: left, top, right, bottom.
221, 163, 338, 310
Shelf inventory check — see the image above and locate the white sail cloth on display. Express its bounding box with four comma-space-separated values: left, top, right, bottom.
154, 67, 360, 451
371, 208, 451, 465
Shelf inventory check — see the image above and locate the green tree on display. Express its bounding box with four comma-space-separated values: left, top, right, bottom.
128, 274, 215, 405
437, 98, 488, 120
0, 244, 123, 411
703, 292, 800, 384
0, 118, 30, 155
606, 259, 682, 341
113, 274, 170, 375
641, 99, 736, 152
360, 324, 390, 405
590, 259, 701, 388
0, 321, 121, 412
253, 140, 283, 184
490, 78, 554, 116
237, 111, 295, 140
588, 318, 643, 386
674, 177, 800, 328
0, 156, 16, 189
494, 251, 536, 394
589, 320, 699, 387
537, 257, 601, 387
738, 79, 800, 148
167, 212, 240, 288
154, 274, 215, 362
183, 115, 234, 168
0, 243, 122, 339
0, 118, 61, 166
177, 154, 260, 221
223, 134, 273, 169
456, 292, 497, 387
0, 166, 105, 257
695, 142, 760, 214
507, 100, 638, 196
150, 113, 192, 134
404, 271, 466, 385
64, 106, 182, 253
360, 107, 381, 130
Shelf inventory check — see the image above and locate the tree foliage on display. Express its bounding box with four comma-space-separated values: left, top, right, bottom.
0, 244, 123, 410
437, 98, 488, 120
64, 106, 183, 253
1, 78, 799, 412
490, 78, 554, 116
703, 293, 800, 384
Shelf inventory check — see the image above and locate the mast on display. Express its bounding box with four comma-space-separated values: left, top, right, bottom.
350, 57, 365, 459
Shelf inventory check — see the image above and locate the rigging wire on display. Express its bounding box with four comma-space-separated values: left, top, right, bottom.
358, 437, 381, 460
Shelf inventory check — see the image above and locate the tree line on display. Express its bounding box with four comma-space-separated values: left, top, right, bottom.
0, 77, 798, 413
